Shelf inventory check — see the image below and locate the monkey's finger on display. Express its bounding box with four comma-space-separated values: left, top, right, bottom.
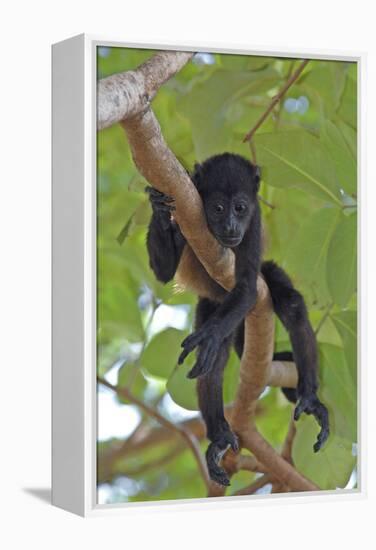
150, 194, 175, 205
186, 344, 213, 378
294, 400, 305, 421
178, 348, 191, 365
186, 362, 203, 379
230, 434, 239, 452
313, 404, 329, 452
151, 204, 176, 213
145, 186, 175, 202
180, 331, 205, 351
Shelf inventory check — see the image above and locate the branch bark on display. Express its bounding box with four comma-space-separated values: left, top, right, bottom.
98, 51, 194, 130
97, 51, 318, 496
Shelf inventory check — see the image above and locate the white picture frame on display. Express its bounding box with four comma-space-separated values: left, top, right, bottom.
52, 34, 366, 517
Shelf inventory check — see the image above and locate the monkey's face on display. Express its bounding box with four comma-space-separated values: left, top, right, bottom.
192, 152, 260, 248
204, 192, 255, 248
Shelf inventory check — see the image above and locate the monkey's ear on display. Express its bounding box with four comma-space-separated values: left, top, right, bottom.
254, 165, 261, 191
191, 162, 203, 190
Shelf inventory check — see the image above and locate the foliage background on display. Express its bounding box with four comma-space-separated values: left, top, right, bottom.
96, 47, 357, 504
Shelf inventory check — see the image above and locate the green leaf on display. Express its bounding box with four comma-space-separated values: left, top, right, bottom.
293, 416, 356, 489
219, 53, 273, 71
326, 213, 357, 307
141, 328, 187, 379
284, 207, 340, 303
300, 63, 347, 117
167, 358, 198, 411
177, 67, 280, 159
320, 120, 357, 195
293, 342, 357, 489
116, 213, 135, 244
336, 119, 357, 160
98, 283, 144, 344
117, 362, 147, 404
167, 348, 242, 412
256, 388, 292, 447
331, 310, 357, 380
337, 68, 357, 129
262, 187, 321, 265
255, 130, 343, 206
319, 343, 357, 441
223, 350, 241, 404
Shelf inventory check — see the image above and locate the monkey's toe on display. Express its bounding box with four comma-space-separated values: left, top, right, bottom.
206, 443, 231, 487
205, 431, 239, 486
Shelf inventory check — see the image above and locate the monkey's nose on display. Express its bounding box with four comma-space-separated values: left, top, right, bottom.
224, 225, 238, 238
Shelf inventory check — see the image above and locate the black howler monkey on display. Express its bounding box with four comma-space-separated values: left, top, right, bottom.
146, 153, 329, 486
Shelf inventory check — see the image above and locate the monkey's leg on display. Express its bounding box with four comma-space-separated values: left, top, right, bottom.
261, 260, 329, 452
195, 298, 238, 486
146, 187, 185, 283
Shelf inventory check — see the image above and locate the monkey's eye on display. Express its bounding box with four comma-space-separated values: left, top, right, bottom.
234, 203, 247, 214
214, 204, 224, 213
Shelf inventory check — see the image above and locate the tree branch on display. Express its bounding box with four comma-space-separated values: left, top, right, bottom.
98, 377, 211, 491
242, 59, 309, 143
233, 474, 272, 496
268, 360, 298, 388
98, 51, 194, 130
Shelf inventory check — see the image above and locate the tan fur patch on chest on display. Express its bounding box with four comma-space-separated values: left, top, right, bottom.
175, 245, 226, 302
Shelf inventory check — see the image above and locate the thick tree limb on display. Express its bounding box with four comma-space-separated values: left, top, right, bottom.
122, 109, 235, 289
268, 360, 298, 388
98, 51, 194, 130
97, 51, 318, 496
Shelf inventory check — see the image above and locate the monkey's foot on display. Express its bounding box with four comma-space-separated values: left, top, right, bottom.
206, 431, 239, 487
145, 186, 175, 213
294, 394, 329, 452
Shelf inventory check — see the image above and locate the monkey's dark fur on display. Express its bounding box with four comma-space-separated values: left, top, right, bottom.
146, 153, 329, 486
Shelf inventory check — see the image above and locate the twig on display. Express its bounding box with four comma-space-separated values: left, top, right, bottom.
127, 298, 160, 389
98, 376, 211, 491
233, 474, 272, 496
259, 196, 275, 210
236, 454, 266, 473
243, 59, 309, 143
271, 412, 297, 493
114, 443, 185, 479
274, 60, 296, 130
315, 302, 334, 336
249, 139, 258, 164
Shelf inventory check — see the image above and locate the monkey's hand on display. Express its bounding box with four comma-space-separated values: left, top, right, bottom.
178, 321, 222, 378
294, 393, 329, 452
206, 430, 239, 486
145, 186, 175, 230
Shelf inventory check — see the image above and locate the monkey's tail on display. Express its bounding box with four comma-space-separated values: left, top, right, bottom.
272, 351, 297, 403
261, 260, 311, 404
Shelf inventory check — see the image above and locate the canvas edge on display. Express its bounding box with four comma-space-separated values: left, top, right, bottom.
52, 33, 86, 516
51, 33, 366, 517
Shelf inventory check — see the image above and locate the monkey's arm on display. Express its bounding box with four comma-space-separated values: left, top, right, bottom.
179, 219, 261, 377
146, 187, 186, 283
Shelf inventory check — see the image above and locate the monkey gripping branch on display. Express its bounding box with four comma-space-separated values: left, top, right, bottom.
97, 51, 318, 496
